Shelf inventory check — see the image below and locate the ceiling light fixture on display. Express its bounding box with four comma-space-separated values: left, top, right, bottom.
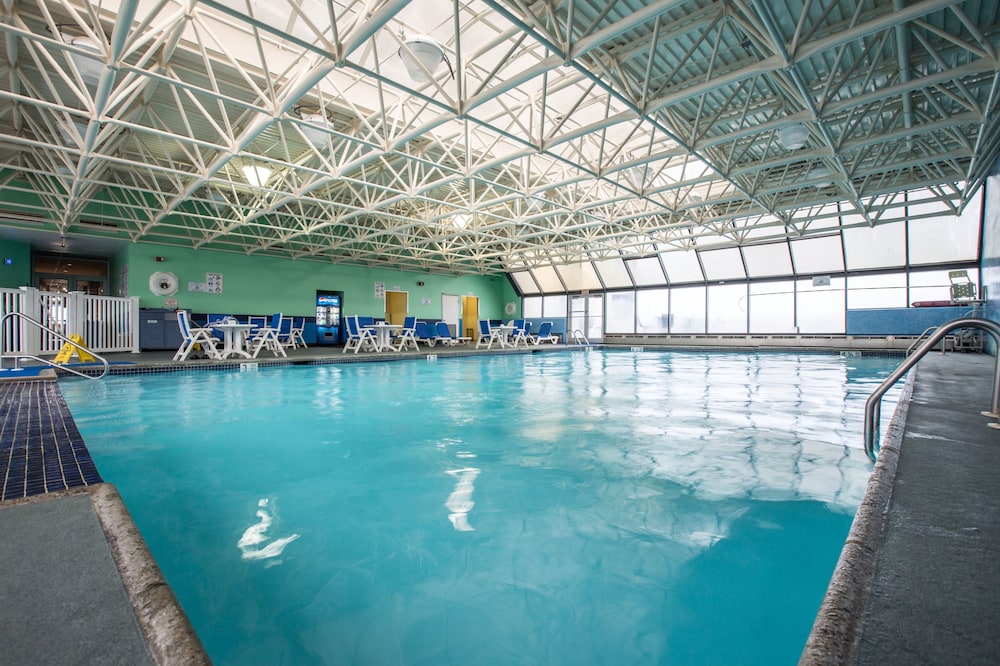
809, 166, 833, 187
241, 165, 273, 188
777, 123, 808, 150
398, 35, 454, 83
293, 107, 332, 147
60, 32, 104, 86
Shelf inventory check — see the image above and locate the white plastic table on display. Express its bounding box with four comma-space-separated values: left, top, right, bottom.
363, 323, 402, 352
211, 323, 254, 359
495, 324, 516, 348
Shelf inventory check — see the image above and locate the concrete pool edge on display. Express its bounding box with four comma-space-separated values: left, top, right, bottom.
89, 483, 211, 666
798, 365, 915, 665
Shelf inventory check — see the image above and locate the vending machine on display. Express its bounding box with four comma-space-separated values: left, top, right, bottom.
315, 290, 343, 345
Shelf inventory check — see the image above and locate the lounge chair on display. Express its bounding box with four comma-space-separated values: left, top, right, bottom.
343, 315, 376, 353
414, 321, 437, 346
530, 321, 559, 345
475, 320, 503, 349
434, 321, 471, 346
249, 313, 287, 357
173, 310, 221, 361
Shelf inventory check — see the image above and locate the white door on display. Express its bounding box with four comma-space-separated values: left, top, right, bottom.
441, 293, 461, 335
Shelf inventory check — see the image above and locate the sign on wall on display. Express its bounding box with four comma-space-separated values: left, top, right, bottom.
207, 272, 223, 293
374, 281, 385, 298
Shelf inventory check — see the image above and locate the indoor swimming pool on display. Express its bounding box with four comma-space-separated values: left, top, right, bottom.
60, 349, 903, 665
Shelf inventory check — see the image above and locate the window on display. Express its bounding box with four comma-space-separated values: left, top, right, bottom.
707, 283, 747, 333
670, 285, 706, 334
847, 273, 907, 309
749, 281, 795, 333
796, 277, 845, 333
636, 289, 669, 333
605, 291, 636, 334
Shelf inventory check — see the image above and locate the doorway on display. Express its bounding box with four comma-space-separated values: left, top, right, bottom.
461, 295, 479, 341
385, 290, 408, 325
441, 293, 461, 335
34, 254, 108, 295
569, 293, 604, 342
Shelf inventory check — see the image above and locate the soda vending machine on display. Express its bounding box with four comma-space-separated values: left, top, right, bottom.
315, 290, 343, 345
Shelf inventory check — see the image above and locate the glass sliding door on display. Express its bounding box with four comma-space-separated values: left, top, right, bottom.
569, 294, 604, 342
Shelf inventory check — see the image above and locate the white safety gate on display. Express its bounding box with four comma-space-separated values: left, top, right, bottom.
1, 287, 139, 355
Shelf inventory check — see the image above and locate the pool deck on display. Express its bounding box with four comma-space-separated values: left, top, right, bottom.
802, 350, 1000, 665
1, 343, 998, 664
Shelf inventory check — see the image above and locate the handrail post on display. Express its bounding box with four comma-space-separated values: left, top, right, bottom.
864, 317, 1000, 461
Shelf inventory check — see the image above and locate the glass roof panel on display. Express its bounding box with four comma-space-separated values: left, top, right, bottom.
510, 270, 538, 294
743, 242, 793, 277
625, 256, 667, 286
843, 221, 906, 270
790, 235, 845, 274
661, 250, 704, 283
700, 247, 746, 281
531, 265, 564, 293
556, 261, 603, 291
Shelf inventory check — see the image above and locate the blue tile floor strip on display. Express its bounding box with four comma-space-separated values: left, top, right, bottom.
0, 380, 102, 501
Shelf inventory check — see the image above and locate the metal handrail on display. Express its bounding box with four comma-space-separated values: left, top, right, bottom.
571, 329, 590, 345
1, 312, 110, 379
906, 326, 948, 356
864, 317, 1000, 461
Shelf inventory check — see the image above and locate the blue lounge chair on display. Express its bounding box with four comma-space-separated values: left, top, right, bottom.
434, 321, 470, 346
414, 321, 437, 346
530, 321, 559, 345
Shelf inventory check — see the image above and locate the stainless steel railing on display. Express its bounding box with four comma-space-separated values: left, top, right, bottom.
864, 317, 1000, 461
0, 312, 110, 379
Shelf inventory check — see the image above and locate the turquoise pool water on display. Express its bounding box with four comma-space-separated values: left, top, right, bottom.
60, 350, 901, 665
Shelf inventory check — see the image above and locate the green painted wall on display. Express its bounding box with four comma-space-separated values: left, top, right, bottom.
125, 244, 509, 318
0, 239, 32, 288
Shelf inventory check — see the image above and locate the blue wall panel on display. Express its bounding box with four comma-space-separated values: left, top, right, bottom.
846, 306, 971, 335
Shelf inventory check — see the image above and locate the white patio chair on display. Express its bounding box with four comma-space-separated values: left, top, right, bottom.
475, 320, 503, 349
343, 315, 377, 353
173, 310, 221, 361
249, 313, 287, 357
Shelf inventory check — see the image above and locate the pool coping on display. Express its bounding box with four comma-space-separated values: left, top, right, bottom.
798, 362, 916, 665
1, 484, 210, 665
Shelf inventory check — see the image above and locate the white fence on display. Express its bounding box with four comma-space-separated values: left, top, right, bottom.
1, 287, 140, 355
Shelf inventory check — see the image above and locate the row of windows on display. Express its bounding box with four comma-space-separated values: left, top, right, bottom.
522, 268, 979, 335
510, 190, 982, 294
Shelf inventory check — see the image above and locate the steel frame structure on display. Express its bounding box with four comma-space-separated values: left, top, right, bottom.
0, 0, 997, 275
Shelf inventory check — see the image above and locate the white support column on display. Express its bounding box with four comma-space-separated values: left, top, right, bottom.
129, 296, 140, 353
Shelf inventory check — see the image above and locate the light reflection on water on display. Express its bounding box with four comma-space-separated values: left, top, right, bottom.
61, 350, 902, 665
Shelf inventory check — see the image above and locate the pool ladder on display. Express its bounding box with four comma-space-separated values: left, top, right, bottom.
0, 312, 109, 379
865, 317, 1000, 461
571, 329, 591, 346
